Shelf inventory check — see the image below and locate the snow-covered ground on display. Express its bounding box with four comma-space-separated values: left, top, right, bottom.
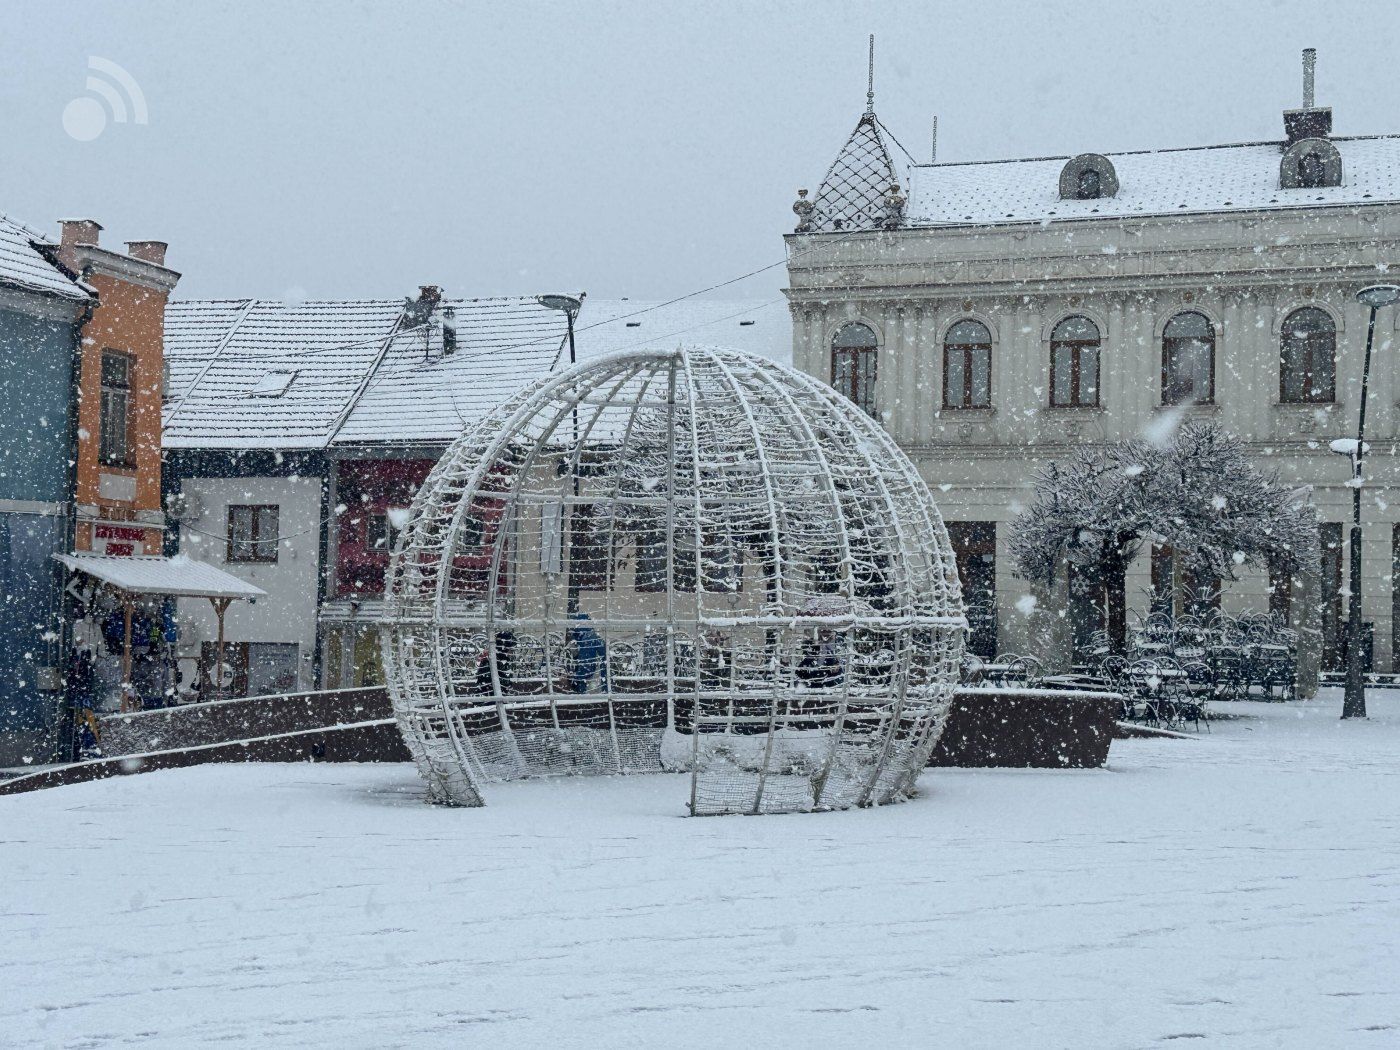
4, 690, 1400, 1049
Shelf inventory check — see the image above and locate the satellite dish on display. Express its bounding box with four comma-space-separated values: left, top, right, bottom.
166, 491, 203, 523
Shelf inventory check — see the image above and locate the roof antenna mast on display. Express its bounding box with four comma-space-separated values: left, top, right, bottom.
866, 33, 875, 114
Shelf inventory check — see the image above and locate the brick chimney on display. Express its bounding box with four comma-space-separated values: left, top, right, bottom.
59, 218, 102, 248
125, 240, 168, 266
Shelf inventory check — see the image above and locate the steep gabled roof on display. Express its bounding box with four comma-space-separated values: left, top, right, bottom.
164, 296, 793, 452
808, 113, 903, 233
333, 298, 569, 446
905, 134, 1400, 228
162, 299, 406, 449
334, 298, 791, 446
0, 213, 90, 301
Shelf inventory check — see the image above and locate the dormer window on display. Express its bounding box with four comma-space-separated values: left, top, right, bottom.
1059, 154, 1119, 201
1280, 137, 1341, 190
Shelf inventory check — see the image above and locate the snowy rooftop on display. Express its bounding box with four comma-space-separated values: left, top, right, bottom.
163, 296, 791, 450
905, 135, 1400, 227
333, 298, 571, 446
163, 299, 407, 449
0, 213, 89, 301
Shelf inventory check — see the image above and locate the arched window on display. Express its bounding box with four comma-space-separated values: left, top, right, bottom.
831, 322, 878, 417
943, 319, 992, 409
1280, 307, 1336, 404
1050, 315, 1100, 407
1161, 311, 1215, 405
1077, 168, 1102, 200
1299, 151, 1326, 189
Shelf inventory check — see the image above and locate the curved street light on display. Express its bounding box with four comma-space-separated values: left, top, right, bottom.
1341, 284, 1400, 719
538, 294, 585, 611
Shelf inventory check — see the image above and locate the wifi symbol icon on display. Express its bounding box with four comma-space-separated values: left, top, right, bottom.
62, 57, 148, 142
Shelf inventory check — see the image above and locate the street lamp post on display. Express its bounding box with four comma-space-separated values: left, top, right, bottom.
538, 295, 584, 613
1342, 284, 1400, 719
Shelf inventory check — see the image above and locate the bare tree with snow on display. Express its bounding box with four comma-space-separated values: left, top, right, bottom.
1010, 422, 1318, 653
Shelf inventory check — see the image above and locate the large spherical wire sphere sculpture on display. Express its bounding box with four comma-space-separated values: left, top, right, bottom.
382, 346, 965, 815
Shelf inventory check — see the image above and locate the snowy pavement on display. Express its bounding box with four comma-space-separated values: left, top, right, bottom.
4, 690, 1399, 1049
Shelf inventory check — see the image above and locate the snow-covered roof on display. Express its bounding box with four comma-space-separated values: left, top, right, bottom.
163, 299, 407, 449
905, 135, 1400, 228
336, 298, 791, 446
164, 295, 792, 451
334, 298, 570, 446
55, 553, 266, 599
0, 213, 89, 301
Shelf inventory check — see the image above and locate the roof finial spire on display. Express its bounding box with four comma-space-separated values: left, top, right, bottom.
866, 34, 875, 114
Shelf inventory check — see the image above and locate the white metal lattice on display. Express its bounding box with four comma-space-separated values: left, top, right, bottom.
381, 346, 965, 815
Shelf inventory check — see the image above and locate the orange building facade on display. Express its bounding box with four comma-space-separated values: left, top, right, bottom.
54, 219, 179, 555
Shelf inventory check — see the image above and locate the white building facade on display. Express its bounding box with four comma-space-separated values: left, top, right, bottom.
173, 474, 323, 696
786, 67, 1400, 682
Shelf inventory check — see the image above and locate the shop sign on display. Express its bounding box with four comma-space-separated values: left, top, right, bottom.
94, 523, 147, 557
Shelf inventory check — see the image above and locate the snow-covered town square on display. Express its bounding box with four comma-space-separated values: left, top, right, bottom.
7, 694, 1400, 1047
5, 2, 1400, 1047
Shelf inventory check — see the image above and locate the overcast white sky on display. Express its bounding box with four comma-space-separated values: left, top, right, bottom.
3, 0, 1396, 303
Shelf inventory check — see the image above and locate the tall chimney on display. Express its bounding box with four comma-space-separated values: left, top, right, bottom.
1283, 47, 1331, 147
126, 240, 168, 266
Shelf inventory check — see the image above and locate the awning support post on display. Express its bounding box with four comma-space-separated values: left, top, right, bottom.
209, 596, 233, 699
119, 595, 137, 712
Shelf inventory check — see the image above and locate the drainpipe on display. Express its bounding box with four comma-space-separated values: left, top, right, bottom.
57, 293, 96, 761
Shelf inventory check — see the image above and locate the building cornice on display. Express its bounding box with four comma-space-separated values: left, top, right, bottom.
0, 498, 67, 517
785, 252, 1400, 306
785, 198, 1400, 247
786, 205, 1400, 302
71, 244, 181, 294
0, 280, 92, 323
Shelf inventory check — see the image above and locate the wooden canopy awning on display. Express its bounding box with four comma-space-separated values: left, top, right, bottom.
56, 553, 266, 712
54, 553, 266, 600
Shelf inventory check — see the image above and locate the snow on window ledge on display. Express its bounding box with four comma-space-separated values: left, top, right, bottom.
1152, 402, 1220, 412
936, 405, 998, 416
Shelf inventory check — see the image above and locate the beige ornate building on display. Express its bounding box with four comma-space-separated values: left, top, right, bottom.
786, 53, 1400, 681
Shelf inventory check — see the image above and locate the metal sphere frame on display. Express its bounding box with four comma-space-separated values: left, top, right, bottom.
382, 345, 965, 815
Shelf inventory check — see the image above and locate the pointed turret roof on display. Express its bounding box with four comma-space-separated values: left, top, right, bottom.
807, 112, 903, 233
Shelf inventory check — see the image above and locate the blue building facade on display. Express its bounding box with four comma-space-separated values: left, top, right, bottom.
0, 215, 90, 765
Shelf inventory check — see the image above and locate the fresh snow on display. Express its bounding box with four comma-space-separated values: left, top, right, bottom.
4, 690, 1400, 1048
905, 137, 1400, 228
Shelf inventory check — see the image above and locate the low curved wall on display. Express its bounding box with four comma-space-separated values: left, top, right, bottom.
1, 685, 1123, 797
96, 687, 391, 758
